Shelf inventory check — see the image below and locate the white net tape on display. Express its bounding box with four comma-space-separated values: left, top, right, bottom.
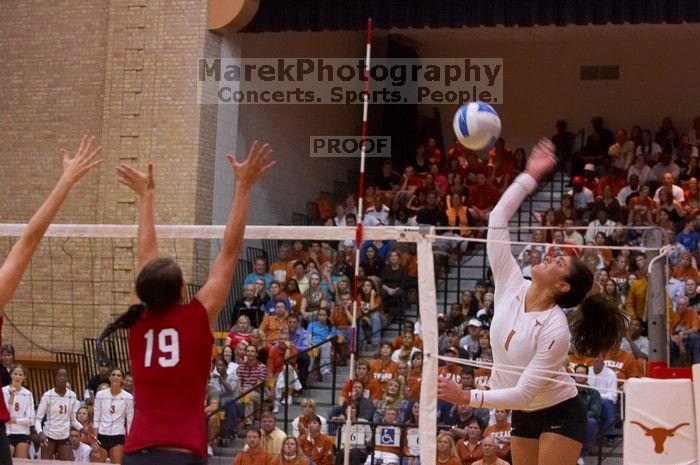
436, 353, 625, 394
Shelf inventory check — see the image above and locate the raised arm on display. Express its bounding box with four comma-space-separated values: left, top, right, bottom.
115, 163, 156, 305
488, 139, 556, 290
196, 141, 275, 328
0, 135, 102, 314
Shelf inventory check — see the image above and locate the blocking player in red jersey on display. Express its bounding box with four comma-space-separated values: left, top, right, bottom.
95, 141, 273, 465
0, 135, 102, 464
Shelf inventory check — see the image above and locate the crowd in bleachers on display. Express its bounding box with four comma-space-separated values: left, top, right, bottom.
5, 114, 700, 464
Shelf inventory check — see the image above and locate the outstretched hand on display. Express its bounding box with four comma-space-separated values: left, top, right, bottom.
60, 135, 103, 185
116, 163, 155, 198
525, 137, 557, 183
226, 140, 275, 188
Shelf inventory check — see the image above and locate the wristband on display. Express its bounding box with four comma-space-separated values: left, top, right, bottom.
470, 390, 485, 408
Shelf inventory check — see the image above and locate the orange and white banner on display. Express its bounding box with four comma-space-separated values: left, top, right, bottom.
624, 377, 697, 465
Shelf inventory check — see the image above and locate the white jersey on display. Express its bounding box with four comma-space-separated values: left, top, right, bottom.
73, 441, 92, 462
92, 388, 134, 435
469, 173, 578, 412
34, 388, 82, 439
2, 385, 35, 435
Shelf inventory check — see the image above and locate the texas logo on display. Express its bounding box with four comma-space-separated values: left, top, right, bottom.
630, 421, 689, 453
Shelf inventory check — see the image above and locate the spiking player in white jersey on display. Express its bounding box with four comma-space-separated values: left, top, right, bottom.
35, 367, 86, 460
93, 367, 134, 464
438, 139, 627, 465
3, 364, 35, 460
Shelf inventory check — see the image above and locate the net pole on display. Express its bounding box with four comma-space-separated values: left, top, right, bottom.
344, 16, 373, 465
644, 228, 667, 362
417, 234, 438, 465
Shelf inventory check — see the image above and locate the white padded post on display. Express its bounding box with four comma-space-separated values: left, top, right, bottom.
693, 365, 700, 462
624, 377, 697, 465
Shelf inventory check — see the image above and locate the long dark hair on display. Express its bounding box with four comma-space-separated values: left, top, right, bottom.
555, 258, 593, 308
569, 293, 629, 358
96, 257, 183, 364
555, 258, 628, 357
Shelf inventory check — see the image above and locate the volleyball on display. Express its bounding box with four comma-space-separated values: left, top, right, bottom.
452, 102, 502, 150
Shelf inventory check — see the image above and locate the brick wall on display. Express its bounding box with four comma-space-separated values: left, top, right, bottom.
0, 0, 220, 357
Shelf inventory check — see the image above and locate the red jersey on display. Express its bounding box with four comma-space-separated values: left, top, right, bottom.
468, 183, 500, 210
124, 298, 213, 457
228, 330, 253, 349
267, 344, 297, 374
0, 318, 9, 421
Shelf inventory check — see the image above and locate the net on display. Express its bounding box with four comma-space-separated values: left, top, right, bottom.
0, 222, 669, 465
0, 224, 407, 354
0, 223, 440, 464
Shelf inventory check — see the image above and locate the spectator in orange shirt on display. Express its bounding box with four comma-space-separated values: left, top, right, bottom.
545, 229, 580, 258
603, 347, 639, 385
568, 350, 593, 371
439, 347, 463, 384
400, 166, 424, 193
399, 242, 418, 278
371, 343, 399, 396
626, 255, 648, 320
292, 399, 328, 438
284, 278, 303, 314
298, 416, 334, 465
468, 173, 500, 215
456, 418, 484, 465
487, 138, 513, 167
436, 432, 462, 465
670, 295, 700, 364
260, 301, 289, 344
464, 152, 488, 186
290, 241, 309, 263
233, 428, 274, 465
338, 360, 382, 407
472, 436, 509, 465
358, 278, 383, 346
330, 291, 352, 350
405, 351, 422, 401
391, 321, 423, 350
672, 252, 700, 281
329, 380, 376, 426
447, 139, 467, 160
488, 139, 515, 192
307, 242, 329, 269
483, 409, 511, 461
269, 243, 293, 285
438, 346, 464, 420
627, 185, 655, 226
268, 332, 300, 414
274, 437, 310, 465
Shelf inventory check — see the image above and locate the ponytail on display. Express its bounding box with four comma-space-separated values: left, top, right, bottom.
569, 293, 629, 358
95, 304, 146, 365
